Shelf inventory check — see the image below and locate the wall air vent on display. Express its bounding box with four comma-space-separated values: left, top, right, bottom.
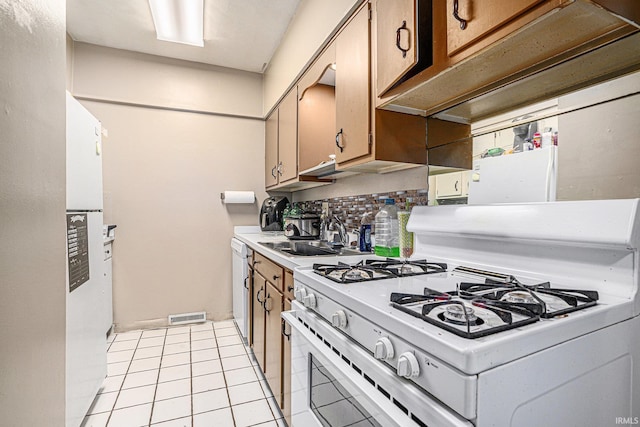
168, 311, 206, 325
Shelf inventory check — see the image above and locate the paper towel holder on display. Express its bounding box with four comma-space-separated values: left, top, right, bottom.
220, 191, 255, 204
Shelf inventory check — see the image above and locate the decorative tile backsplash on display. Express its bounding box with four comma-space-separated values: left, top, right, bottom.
301, 189, 428, 231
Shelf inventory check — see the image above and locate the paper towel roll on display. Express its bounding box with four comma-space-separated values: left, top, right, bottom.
221, 191, 255, 204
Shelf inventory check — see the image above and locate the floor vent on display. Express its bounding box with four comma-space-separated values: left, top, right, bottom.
168, 311, 207, 325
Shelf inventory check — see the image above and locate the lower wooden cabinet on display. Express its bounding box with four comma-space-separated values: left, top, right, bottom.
250, 252, 294, 423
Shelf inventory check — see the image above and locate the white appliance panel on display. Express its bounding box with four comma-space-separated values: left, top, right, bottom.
468, 146, 557, 204
66, 211, 107, 427
66, 93, 103, 211
231, 238, 248, 340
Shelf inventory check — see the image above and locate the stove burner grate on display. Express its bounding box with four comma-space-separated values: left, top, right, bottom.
365, 259, 448, 277
313, 259, 447, 284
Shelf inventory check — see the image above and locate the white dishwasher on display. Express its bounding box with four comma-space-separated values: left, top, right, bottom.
231, 238, 249, 341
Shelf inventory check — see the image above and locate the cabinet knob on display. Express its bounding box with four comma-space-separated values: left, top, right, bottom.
395, 20, 410, 58
335, 128, 344, 153
273, 274, 281, 281
271, 166, 277, 178
453, 0, 467, 30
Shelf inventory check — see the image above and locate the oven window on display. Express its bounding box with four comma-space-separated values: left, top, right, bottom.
309, 355, 381, 427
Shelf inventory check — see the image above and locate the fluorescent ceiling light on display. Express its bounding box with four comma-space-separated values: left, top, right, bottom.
149, 0, 204, 47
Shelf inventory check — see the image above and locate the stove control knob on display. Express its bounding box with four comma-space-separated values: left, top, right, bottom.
331, 310, 348, 329
374, 337, 394, 360
397, 353, 420, 378
295, 287, 307, 301
303, 293, 317, 309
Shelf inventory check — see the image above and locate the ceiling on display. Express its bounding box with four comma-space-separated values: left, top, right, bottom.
66, 0, 302, 73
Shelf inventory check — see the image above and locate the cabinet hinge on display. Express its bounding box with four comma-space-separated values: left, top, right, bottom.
368, 133, 373, 146
368, 7, 372, 21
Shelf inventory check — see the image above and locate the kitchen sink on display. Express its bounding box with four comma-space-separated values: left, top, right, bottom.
258, 241, 361, 257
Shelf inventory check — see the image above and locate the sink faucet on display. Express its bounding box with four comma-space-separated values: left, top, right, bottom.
330, 215, 348, 247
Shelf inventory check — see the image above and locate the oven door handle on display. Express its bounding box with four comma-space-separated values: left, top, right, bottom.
282, 311, 411, 427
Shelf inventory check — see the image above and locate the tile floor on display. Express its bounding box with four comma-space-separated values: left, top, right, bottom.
82, 320, 286, 427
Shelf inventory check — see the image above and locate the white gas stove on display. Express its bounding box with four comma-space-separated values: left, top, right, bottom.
283, 199, 640, 427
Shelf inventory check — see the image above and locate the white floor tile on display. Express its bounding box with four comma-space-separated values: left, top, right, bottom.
114, 331, 143, 342
142, 329, 167, 339
161, 352, 191, 368
221, 354, 252, 371
224, 367, 259, 387
214, 328, 237, 338
253, 421, 278, 427
266, 395, 282, 419
150, 395, 191, 424
122, 369, 159, 389
107, 349, 134, 364
166, 326, 191, 335
190, 339, 216, 351
192, 359, 222, 377
128, 356, 161, 373
163, 342, 190, 355
165, 334, 190, 345
107, 403, 152, 427
114, 384, 156, 409
134, 346, 163, 360
213, 320, 235, 330
228, 381, 265, 406
191, 348, 219, 363
218, 344, 246, 359
216, 335, 242, 347
192, 388, 229, 414
192, 372, 226, 394
190, 322, 213, 332
81, 412, 110, 427
138, 336, 165, 349
107, 361, 130, 376
109, 340, 138, 352
99, 375, 125, 394
259, 380, 273, 398
232, 399, 275, 427
191, 330, 215, 341
151, 416, 192, 427
107, 333, 116, 344
193, 407, 234, 427
155, 378, 191, 401
158, 364, 191, 383
88, 391, 118, 414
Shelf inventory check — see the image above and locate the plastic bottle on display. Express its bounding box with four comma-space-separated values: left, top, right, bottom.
359, 212, 372, 252
374, 199, 399, 257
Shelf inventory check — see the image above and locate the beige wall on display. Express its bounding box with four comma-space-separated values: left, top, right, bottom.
70, 44, 268, 330
0, 0, 67, 425
263, 0, 360, 114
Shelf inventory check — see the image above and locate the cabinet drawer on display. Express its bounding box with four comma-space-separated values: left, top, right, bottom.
284, 270, 294, 301
254, 252, 284, 292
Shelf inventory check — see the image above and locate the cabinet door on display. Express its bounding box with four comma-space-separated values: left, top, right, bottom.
264, 281, 283, 406
265, 111, 279, 188
252, 273, 266, 370
435, 172, 463, 198
335, 4, 371, 164
376, 0, 418, 95
447, 0, 544, 56
282, 298, 292, 427
278, 89, 298, 183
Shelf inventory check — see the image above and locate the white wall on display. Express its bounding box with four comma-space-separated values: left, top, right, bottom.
263, 0, 360, 114
70, 43, 268, 330
0, 1, 67, 425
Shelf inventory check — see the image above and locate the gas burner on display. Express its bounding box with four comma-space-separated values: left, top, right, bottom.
365, 259, 447, 277
501, 291, 537, 304
441, 304, 480, 325
313, 261, 396, 284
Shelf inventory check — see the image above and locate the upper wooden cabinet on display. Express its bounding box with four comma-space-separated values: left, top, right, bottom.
446, 0, 546, 56
375, 0, 433, 96
335, 5, 371, 164
265, 89, 298, 189
378, 0, 640, 122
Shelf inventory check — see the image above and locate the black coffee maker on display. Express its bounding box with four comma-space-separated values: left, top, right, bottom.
260, 196, 289, 231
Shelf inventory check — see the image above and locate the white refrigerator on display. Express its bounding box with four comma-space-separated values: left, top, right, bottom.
468, 146, 558, 204
66, 93, 107, 427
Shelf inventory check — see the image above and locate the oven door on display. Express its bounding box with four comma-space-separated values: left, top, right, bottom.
283, 302, 472, 427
